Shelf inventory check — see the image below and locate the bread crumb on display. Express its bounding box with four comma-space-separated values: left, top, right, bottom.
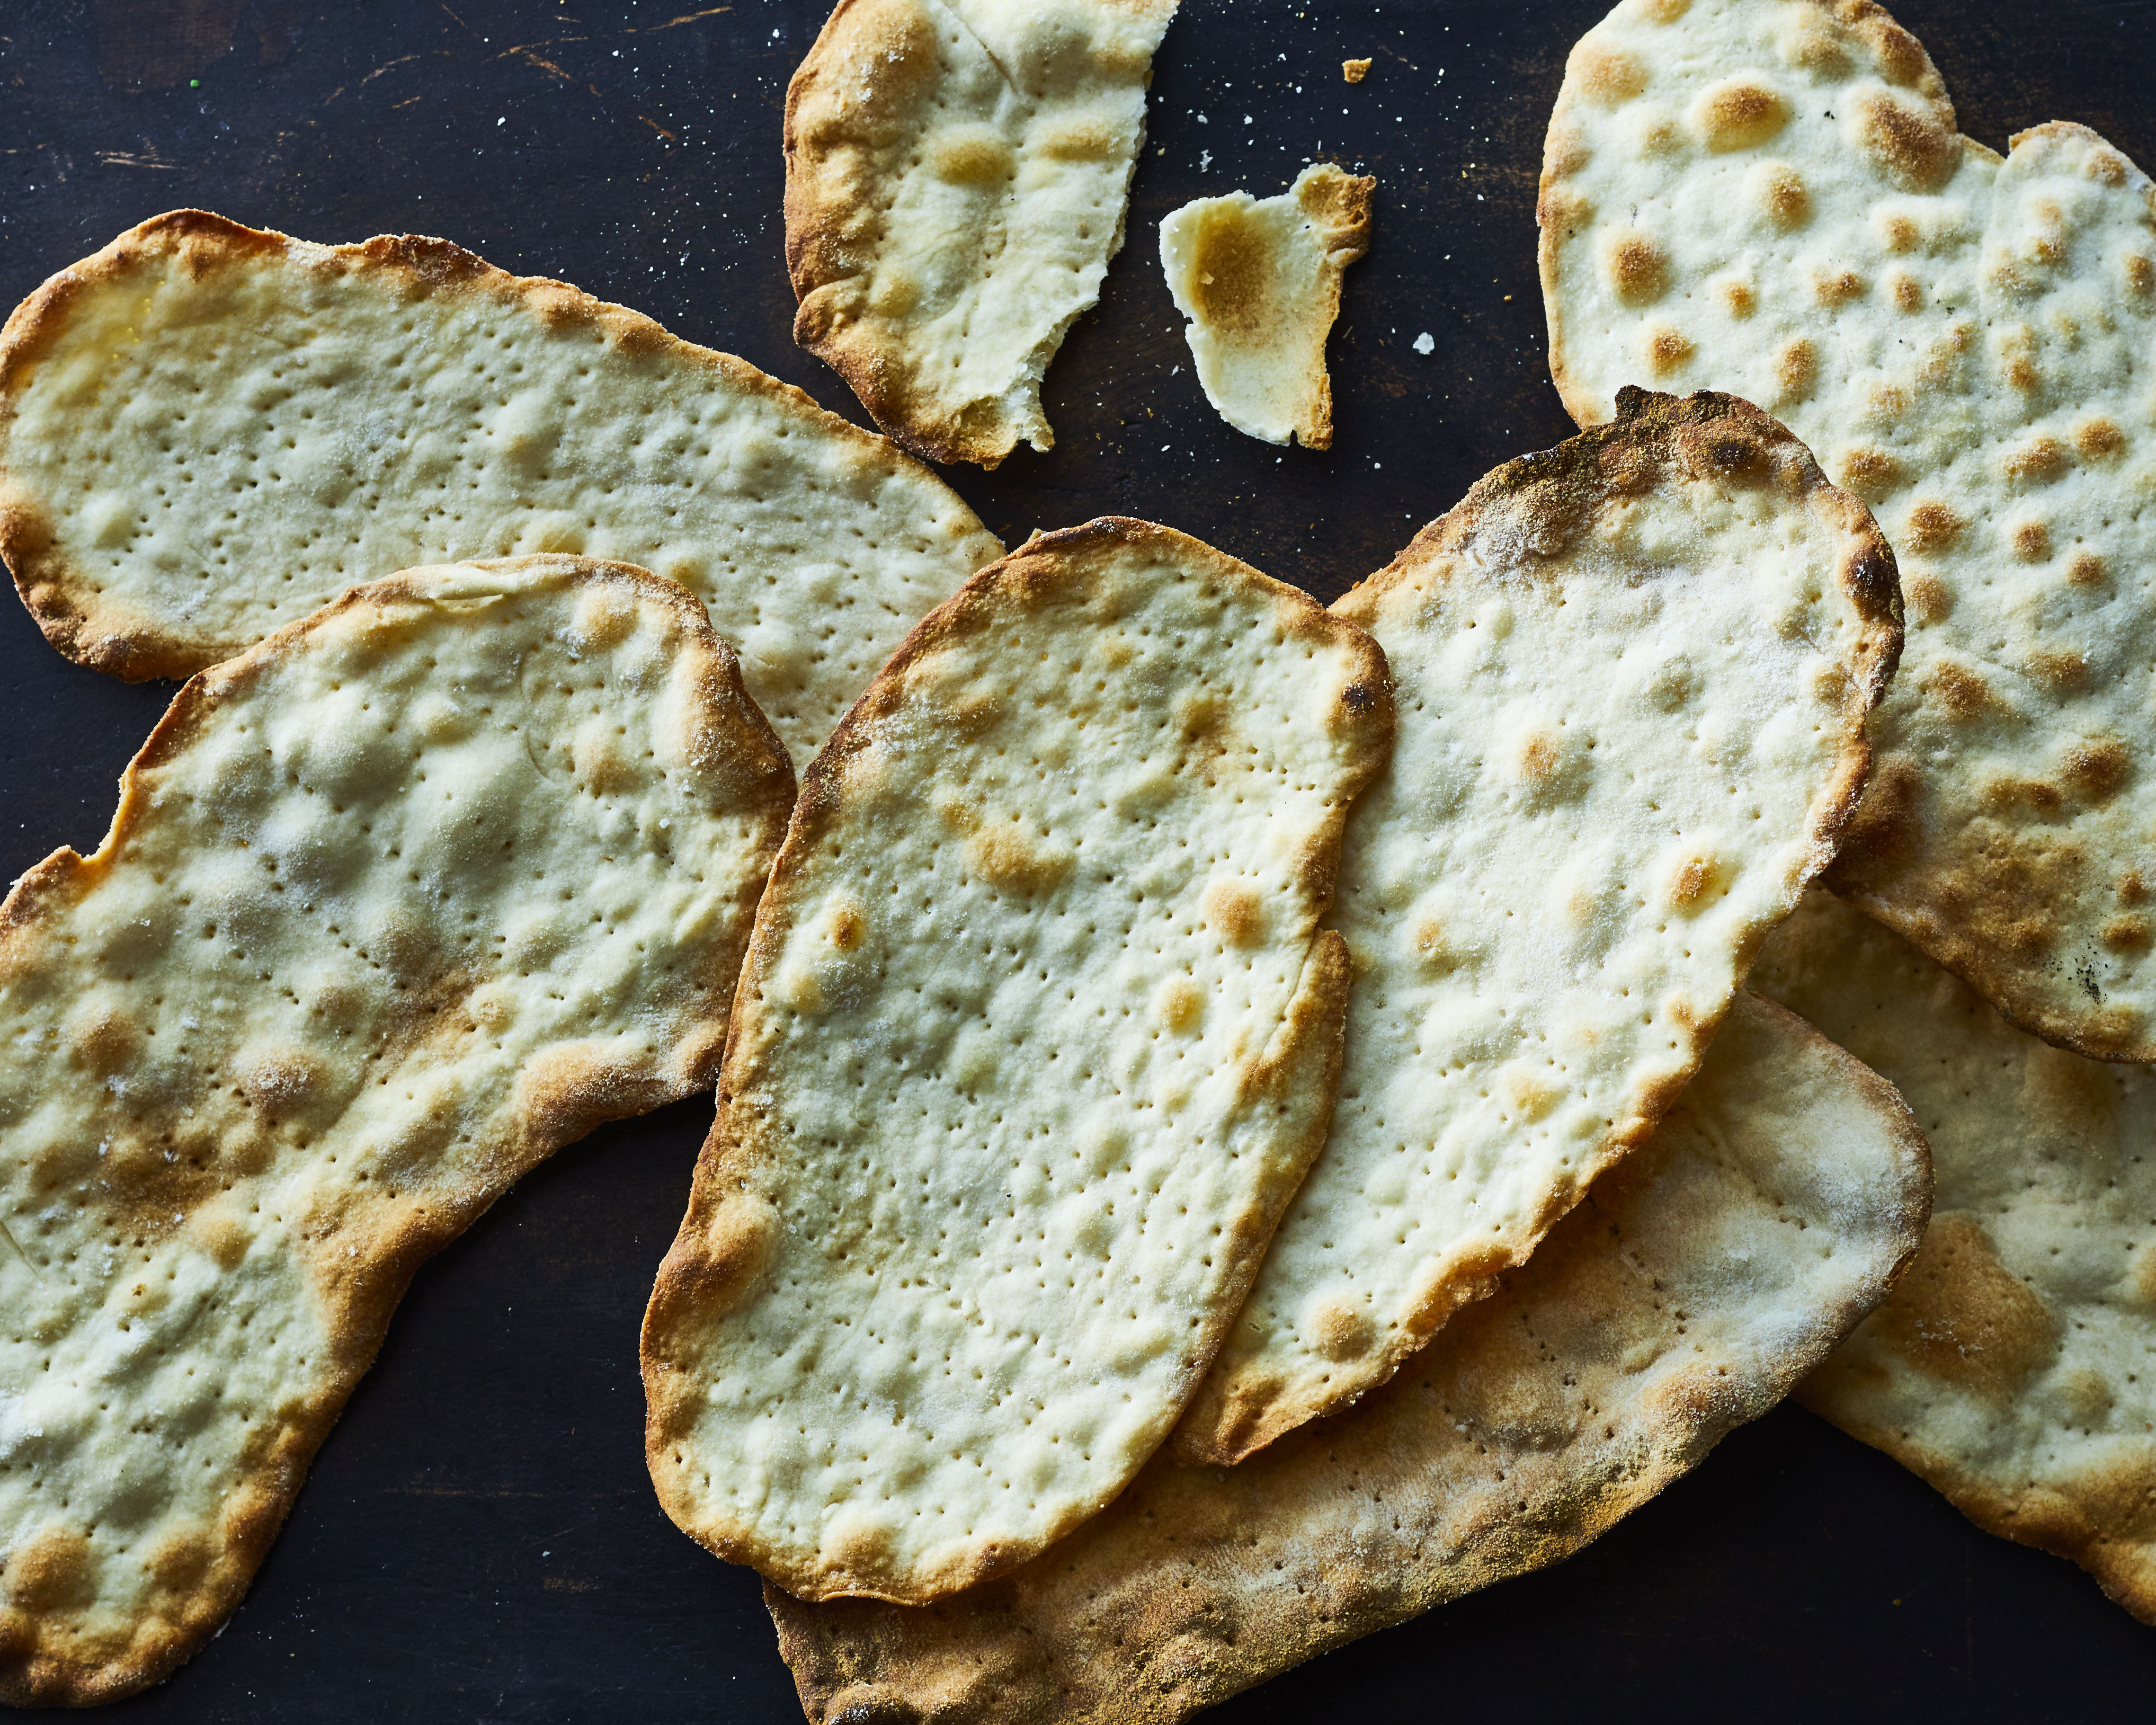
1343, 58, 1371, 83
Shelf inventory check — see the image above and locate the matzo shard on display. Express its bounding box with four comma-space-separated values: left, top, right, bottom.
0, 210, 1001, 764
0, 557, 794, 1705
642, 519, 1391, 1603
1540, 0, 2156, 1059
1177, 390, 1901, 1463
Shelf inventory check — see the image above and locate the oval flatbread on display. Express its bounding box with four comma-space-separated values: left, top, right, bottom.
0, 555, 793, 1705
1175, 389, 1901, 1463
0, 210, 1002, 763
767, 991, 1932, 1723
1540, 0, 2156, 1059
641, 518, 1391, 1603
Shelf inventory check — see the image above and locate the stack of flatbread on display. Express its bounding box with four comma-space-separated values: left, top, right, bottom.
0, 0, 2142, 1711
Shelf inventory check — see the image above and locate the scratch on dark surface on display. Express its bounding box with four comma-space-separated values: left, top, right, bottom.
503, 43, 578, 82
631, 6, 734, 31
96, 149, 181, 168
393, 94, 422, 109
360, 54, 421, 87
639, 114, 679, 140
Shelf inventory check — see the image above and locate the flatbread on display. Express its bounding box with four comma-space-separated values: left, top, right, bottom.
0, 209, 1002, 763
785, 0, 1178, 467
1175, 388, 1902, 1464
1158, 163, 1376, 448
767, 992, 1934, 1723
0, 555, 794, 1705
1754, 890, 2156, 1622
1540, 0, 2156, 1060
640, 518, 1392, 1604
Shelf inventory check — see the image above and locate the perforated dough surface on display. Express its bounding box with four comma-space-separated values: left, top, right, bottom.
768, 993, 1932, 1724
1159, 162, 1375, 448
1756, 891, 2156, 1622
642, 518, 1391, 1603
785, 0, 1178, 467
1541, 0, 2156, 1059
0, 210, 1002, 762
0, 556, 793, 1706
1174, 389, 1901, 1463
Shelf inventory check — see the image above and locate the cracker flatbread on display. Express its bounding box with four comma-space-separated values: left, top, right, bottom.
1175, 389, 1901, 1464
0, 210, 1002, 763
0, 555, 794, 1706
1159, 163, 1375, 448
640, 518, 1392, 1604
1540, 0, 2156, 1060
767, 992, 1933, 1723
1754, 890, 2156, 1622
785, 0, 1178, 467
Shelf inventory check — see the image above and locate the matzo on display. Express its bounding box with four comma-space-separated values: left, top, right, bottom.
1176, 389, 1901, 1463
785, 0, 1178, 467
768, 993, 1933, 1723
1756, 890, 2156, 1622
0, 209, 1002, 763
0, 555, 794, 1705
640, 518, 1391, 1603
1540, 0, 2156, 1060
1159, 163, 1375, 449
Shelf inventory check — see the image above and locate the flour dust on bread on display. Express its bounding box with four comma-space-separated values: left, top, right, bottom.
0, 210, 1001, 763
1159, 162, 1375, 448
1174, 390, 1901, 1464
785, 0, 1178, 467
642, 519, 1391, 1604
1756, 892, 2156, 1623
0, 557, 793, 1705
768, 994, 1932, 1723
1541, 0, 2156, 1060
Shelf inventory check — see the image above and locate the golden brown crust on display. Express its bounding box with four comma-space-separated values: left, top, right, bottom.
767, 993, 1933, 1722
0, 556, 792, 1706
0, 208, 981, 683
1159, 389, 1902, 1464
641, 517, 1392, 1602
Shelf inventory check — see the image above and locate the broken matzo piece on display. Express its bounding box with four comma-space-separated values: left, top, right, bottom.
0, 209, 1002, 764
1174, 389, 1901, 1463
1755, 890, 2156, 1623
1540, 0, 2156, 1060
1159, 163, 1375, 448
785, 0, 1179, 467
768, 992, 1932, 1723
640, 518, 1392, 1604
0, 556, 794, 1706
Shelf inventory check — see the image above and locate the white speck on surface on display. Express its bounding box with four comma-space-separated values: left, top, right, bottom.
1413, 332, 1435, 355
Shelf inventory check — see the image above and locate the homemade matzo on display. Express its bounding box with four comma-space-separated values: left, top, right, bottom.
1756, 891, 2156, 1623
1541, 0, 2156, 1059
1159, 162, 1375, 448
769, 993, 1932, 1723
785, 0, 1178, 467
1177, 389, 1902, 1462
0, 556, 794, 1705
0, 209, 1001, 762
641, 518, 1391, 1603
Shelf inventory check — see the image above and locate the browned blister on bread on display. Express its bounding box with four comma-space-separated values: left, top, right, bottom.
767, 993, 1932, 1722
0, 209, 1000, 762
0, 556, 793, 1705
642, 518, 1391, 1604
1175, 389, 1902, 1463
1541, 0, 2156, 1059
1758, 890, 2156, 1622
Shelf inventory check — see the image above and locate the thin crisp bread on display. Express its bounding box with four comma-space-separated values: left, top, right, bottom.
1755, 890, 2156, 1622
767, 992, 1933, 1724
0, 556, 794, 1705
641, 518, 1392, 1604
1540, 0, 2156, 1059
785, 0, 1178, 467
1159, 162, 1375, 448
0, 210, 1002, 763
1176, 389, 1902, 1463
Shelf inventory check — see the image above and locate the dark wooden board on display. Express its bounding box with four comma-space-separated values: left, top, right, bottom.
1, 0, 2153, 1717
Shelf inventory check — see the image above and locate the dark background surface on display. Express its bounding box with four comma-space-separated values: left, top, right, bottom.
1, 0, 2154, 1718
